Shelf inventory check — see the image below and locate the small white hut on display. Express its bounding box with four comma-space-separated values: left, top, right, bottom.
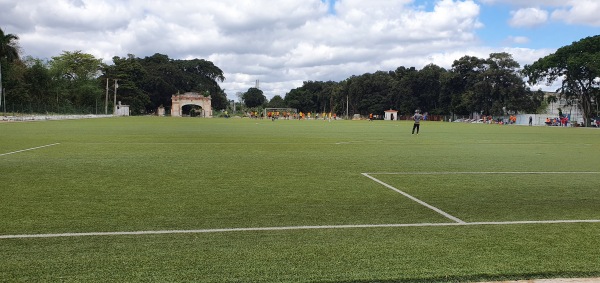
114, 101, 130, 116
384, 110, 398, 120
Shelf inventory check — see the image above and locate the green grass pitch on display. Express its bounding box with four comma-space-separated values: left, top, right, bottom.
1, 117, 599, 282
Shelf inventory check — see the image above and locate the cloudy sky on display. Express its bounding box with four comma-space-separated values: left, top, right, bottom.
1, 0, 599, 100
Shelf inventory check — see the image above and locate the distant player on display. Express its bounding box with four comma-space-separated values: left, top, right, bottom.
411, 110, 423, 135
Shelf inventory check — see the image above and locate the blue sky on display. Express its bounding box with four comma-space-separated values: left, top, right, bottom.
475, 1, 598, 49
1, 0, 598, 99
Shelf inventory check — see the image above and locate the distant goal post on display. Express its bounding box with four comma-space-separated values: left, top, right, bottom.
263, 108, 298, 119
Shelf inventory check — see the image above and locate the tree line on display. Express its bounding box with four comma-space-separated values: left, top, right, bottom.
1, 28, 227, 115
1, 27, 599, 125
246, 35, 600, 125
272, 52, 546, 118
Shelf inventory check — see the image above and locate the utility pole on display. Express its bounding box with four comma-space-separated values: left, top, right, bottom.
346, 95, 349, 120
0, 64, 3, 112
105, 78, 109, 114
113, 79, 118, 115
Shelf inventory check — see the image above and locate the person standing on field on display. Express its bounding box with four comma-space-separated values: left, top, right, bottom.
411, 109, 423, 135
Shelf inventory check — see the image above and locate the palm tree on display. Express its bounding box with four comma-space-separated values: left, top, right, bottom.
0, 27, 21, 110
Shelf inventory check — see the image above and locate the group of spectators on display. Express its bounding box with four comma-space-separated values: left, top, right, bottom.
250, 111, 338, 121
545, 116, 569, 127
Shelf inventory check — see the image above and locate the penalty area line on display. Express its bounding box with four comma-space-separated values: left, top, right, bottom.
2, 220, 600, 239
362, 173, 466, 223
0, 143, 61, 157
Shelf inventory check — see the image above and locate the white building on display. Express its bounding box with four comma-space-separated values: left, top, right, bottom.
384, 110, 398, 120
114, 101, 130, 116
517, 92, 584, 126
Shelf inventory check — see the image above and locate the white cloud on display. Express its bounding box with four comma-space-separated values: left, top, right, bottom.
506, 36, 530, 44
551, 0, 600, 26
0, 0, 568, 101
482, 0, 600, 27
508, 7, 548, 27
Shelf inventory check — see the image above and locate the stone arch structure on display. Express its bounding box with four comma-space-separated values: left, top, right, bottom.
171, 92, 212, 117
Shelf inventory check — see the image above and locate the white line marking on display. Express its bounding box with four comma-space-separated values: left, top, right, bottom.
2, 220, 599, 239
364, 172, 600, 175
335, 140, 384, 145
362, 173, 466, 223
0, 143, 60, 157
2, 171, 598, 239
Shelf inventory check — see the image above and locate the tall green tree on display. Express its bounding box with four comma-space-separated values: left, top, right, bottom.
354, 71, 391, 115
449, 53, 541, 116
0, 27, 21, 109
23, 57, 53, 109
285, 81, 342, 114
242, 87, 266, 108
104, 53, 227, 114
267, 95, 286, 108
523, 35, 600, 126
49, 51, 103, 112
284, 87, 311, 113
448, 55, 488, 115
105, 54, 151, 114
480, 52, 540, 115
211, 89, 229, 111
137, 53, 226, 113
341, 75, 369, 116
389, 66, 420, 115
417, 64, 446, 114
